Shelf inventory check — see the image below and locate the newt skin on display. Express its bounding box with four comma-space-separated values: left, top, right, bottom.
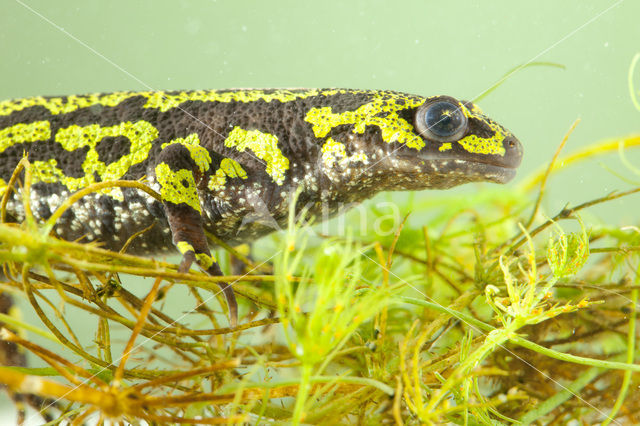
0, 89, 523, 324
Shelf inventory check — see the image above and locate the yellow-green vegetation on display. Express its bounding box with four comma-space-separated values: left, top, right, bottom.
0, 59, 638, 424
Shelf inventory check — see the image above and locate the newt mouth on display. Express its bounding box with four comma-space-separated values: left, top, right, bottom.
431, 158, 518, 184
396, 154, 519, 186
460, 160, 518, 184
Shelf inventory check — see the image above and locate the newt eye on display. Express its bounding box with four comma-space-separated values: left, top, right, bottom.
415, 98, 468, 142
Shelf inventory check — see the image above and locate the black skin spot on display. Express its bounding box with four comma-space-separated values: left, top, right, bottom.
148, 200, 166, 219
54, 145, 90, 178
0, 107, 52, 127
96, 136, 132, 165
468, 117, 496, 139
397, 108, 415, 126
315, 92, 375, 114
157, 144, 196, 171
328, 124, 356, 139
36, 201, 52, 220
60, 207, 75, 221
97, 196, 116, 235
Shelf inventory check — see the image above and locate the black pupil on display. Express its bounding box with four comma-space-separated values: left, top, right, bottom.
425, 101, 464, 137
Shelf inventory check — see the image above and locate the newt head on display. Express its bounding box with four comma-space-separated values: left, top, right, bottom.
408, 95, 523, 187
306, 90, 523, 192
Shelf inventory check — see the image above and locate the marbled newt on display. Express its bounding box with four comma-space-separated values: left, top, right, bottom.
0, 89, 523, 326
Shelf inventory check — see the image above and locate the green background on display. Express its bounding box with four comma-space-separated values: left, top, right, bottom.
0, 0, 639, 422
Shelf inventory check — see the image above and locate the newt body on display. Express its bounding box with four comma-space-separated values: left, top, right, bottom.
0, 89, 523, 324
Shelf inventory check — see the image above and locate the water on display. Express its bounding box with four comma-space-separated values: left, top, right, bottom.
0, 0, 638, 422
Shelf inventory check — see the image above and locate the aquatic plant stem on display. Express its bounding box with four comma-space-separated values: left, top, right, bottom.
424, 318, 522, 418
292, 363, 313, 425
602, 286, 637, 425
511, 336, 640, 372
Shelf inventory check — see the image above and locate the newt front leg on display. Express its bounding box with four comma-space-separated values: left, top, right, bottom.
154, 141, 238, 327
